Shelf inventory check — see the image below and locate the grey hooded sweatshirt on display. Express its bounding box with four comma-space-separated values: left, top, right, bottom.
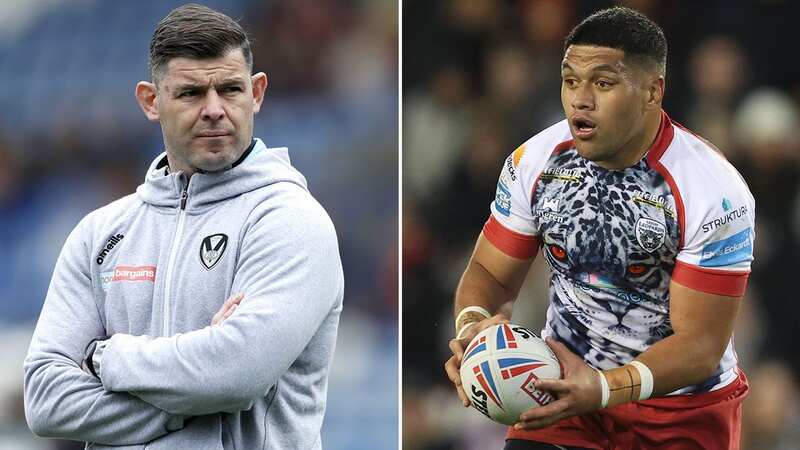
23, 139, 344, 449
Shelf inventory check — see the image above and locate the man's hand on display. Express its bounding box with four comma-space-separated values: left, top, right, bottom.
444, 314, 510, 407
514, 338, 602, 430
211, 292, 244, 326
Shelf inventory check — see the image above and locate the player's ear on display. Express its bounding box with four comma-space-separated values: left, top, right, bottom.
251, 72, 268, 113
135, 81, 160, 122
645, 76, 665, 110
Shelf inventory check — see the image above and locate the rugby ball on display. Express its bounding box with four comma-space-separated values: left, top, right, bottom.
459, 323, 562, 425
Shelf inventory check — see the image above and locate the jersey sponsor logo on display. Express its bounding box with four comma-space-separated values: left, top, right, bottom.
632, 190, 675, 218
535, 197, 566, 223
103, 265, 157, 282
722, 198, 732, 210
200, 233, 228, 270
542, 197, 559, 211
536, 211, 565, 223
635, 217, 666, 253
700, 227, 752, 267
701, 198, 748, 233
96, 233, 124, 265
539, 167, 582, 183
512, 145, 526, 167
495, 180, 512, 216
504, 155, 518, 181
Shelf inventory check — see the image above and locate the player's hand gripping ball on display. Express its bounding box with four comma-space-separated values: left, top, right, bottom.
459, 323, 562, 425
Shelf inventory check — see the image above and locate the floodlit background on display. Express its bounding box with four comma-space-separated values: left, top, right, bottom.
0, 1, 397, 449
403, 1, 800, 449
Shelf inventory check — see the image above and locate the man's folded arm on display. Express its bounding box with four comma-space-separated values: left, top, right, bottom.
98, 195, 344, 416
23, 216, 185, 445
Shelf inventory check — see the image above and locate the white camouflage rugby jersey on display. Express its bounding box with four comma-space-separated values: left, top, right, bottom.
485, 111, 754, 394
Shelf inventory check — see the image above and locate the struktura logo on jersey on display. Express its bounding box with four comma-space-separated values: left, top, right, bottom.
96, 233, 124, 265
701, 198, 748, 233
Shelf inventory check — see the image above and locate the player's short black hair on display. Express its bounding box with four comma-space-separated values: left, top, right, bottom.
563, 7, 667, 74
149, 3, 253, 84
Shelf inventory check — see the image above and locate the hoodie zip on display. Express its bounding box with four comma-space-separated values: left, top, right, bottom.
162, 185, 188, 335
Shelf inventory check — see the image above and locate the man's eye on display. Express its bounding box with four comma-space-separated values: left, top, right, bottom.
563, 79, 577, 87
179, 90, 199, 98
222, 86, 243, 93
597, 80, 612, 88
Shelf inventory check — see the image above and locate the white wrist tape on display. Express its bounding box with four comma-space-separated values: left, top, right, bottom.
629, 361, 654, 400
454, 306, 491, 338
455, 322, 476, 340
597, 370, 610, 408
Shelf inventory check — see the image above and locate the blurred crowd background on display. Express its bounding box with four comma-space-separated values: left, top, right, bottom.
0, 0, 397, 449
403, 1, 800, 449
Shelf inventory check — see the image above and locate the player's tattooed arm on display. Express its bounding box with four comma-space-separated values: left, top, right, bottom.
629, 280, 741, 395
515, 281, 742, 430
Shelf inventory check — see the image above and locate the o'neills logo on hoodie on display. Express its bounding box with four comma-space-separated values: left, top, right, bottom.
109, 266, 157, 282
96, 233, 124, 265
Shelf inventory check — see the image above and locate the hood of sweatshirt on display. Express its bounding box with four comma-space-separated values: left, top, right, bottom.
136, 138, 308, 212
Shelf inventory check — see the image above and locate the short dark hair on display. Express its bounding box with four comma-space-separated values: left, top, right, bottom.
149, 3, 253, 83
563, 7, 667, 75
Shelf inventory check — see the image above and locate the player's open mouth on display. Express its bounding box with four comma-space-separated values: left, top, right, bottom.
571, 117, 596, 139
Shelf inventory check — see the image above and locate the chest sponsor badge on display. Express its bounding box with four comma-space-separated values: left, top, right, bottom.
635, 217, 666, 253
100, 265, 157, 289
200, 233, 228, 270
534, 197, 566, 224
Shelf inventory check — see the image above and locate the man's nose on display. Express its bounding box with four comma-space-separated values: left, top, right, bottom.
571, 86, 595, 111
201, 90, 225, 121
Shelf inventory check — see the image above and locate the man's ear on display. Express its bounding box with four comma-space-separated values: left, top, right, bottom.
646, 76, 665, 111
251, 72, 268, 113
135, 81, 160, 122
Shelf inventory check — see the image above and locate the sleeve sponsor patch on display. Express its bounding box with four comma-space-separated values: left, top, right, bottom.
494, 180, 512, 216
699, 227, 753, 267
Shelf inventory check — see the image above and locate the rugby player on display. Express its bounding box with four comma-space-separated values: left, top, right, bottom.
445, 7, 754, 449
